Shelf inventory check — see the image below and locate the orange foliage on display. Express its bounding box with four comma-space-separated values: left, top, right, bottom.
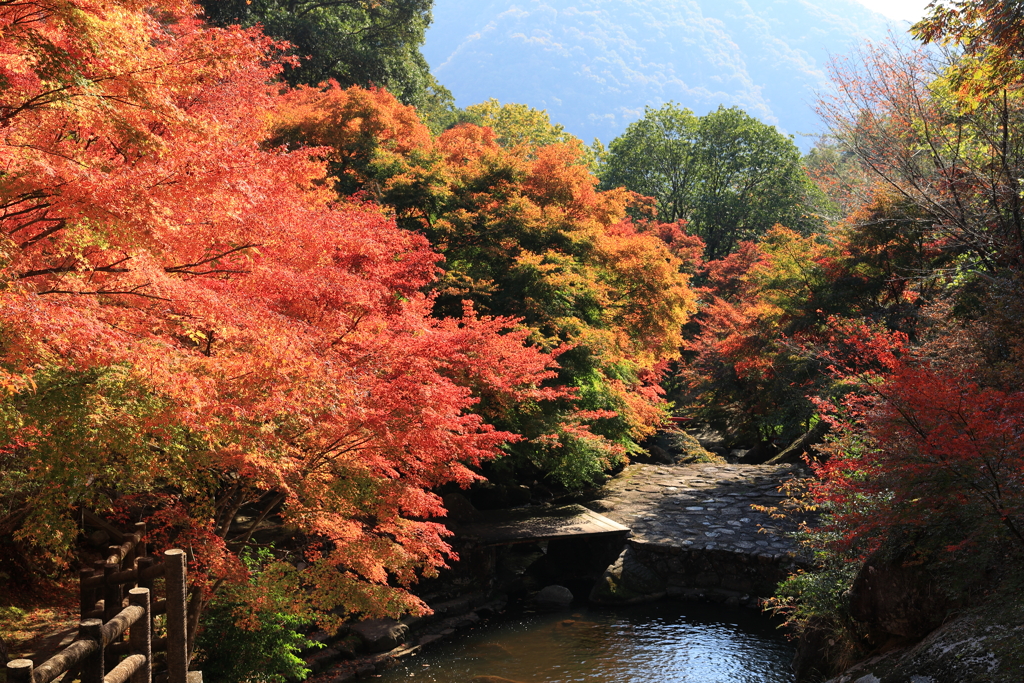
270, 86, 699, 483
0, 0, 561, 623
678, 228, 838, 443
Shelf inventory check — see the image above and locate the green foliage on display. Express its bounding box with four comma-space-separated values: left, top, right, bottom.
600, 103, 699, 223
199, 0, 435, 106
272, 87, 698, 489
460, 99, 577, 151
0, 364, 206, 562
415, 77, 459, 135
196, 548, 320, 683
600, 103, 824, 259
773, 551, 859, 632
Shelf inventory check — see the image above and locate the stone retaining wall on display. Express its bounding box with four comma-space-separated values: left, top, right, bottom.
588, 462, 808, 609
630, 539, 799, 605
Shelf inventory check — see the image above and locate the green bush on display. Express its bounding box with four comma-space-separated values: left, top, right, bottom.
195, 549, 320, 683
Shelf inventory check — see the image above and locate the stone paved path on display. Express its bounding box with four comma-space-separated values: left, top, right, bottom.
587, 462, 806, 557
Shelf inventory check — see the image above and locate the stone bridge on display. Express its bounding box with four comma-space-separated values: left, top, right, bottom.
585, 462, 809, 606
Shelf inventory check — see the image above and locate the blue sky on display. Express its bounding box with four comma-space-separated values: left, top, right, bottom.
856, 0, 930, 22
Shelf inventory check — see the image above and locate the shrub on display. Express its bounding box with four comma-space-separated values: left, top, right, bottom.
195, 549, 320, 683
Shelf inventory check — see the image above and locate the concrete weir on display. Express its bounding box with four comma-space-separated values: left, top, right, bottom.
587, 462, 808, 606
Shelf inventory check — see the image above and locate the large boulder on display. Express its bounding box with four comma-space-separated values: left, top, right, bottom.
848, 556, 954, 640
791, 617, 851, 683
589, 546, 666, 604
645, 443, 676, 465
824, 584, 1024, 683
441, 492, 479, 524
665, 431, 725, 464
535, 585, 573, 609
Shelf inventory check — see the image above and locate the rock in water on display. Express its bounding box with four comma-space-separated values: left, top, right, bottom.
590, 546, 667, 604
349, 618, 409, 653
535, 584, 573, 609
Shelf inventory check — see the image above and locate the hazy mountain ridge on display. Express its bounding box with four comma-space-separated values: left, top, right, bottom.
424, 0, 898, 148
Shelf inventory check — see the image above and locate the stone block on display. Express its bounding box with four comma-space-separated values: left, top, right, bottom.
720, 575, 755, 593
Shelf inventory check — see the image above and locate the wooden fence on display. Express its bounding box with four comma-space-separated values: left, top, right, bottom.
6, 520, 198, 683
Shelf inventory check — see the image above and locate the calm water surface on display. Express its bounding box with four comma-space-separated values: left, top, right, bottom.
376, 601, 795, 683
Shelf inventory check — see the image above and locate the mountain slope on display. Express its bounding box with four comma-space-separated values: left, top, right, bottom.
423, 0, 898, 148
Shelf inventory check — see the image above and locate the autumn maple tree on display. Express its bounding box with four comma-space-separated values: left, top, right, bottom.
269, 84, 700, 487
0, 0, 573, 648
751, 7, 1024, 675
811, 362, 1024, 557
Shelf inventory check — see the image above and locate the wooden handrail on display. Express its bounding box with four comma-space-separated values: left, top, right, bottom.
81, 561, 164, 590
102, 654, 145, 683
108, 636, 165, 658
8, 639, 98, 683
100, 605, 144, 646
81, 510, 126, 543
87, 598, 167, 621
8, 621, 103, 683
10, 551, 194, 683
106, 537, 137, 567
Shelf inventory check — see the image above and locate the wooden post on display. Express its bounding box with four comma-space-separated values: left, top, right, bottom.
6, 659, 33, 683
80, 566, 97, 619
80, 619, 104, 683
164, 549, 188, 683
128, 588, 151, 683
126, 533, 140, 591
103, 557, 120, 675
104, 559, 121, 623
137, 556, 155, 590
134, 523, 147, 558
136, 555, 156, 634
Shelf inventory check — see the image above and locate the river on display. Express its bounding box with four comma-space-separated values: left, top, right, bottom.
375, 600, 795, 682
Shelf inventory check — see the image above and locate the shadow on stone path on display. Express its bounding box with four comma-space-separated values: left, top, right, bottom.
588, 462, 807, 559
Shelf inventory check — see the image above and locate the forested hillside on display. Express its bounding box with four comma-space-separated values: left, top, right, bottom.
423, 0, 895, 146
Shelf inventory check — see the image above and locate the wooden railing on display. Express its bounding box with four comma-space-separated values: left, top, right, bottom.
6, 524, 197, 683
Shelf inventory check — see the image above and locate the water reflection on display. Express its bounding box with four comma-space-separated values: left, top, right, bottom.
377, 601, 794, 682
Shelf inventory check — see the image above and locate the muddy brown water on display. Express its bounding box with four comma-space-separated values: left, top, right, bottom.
376, 601, 795, 682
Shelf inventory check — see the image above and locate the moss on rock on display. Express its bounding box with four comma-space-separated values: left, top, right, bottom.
667, 431, 726, 464
824, 580, 1024, 683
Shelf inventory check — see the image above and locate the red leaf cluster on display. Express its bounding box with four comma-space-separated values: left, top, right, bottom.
0, 0, 562, 619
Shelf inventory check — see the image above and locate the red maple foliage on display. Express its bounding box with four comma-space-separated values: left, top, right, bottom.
0, 0, 563, 629
811, 362, 1024, 558
269, 84, 701, 485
